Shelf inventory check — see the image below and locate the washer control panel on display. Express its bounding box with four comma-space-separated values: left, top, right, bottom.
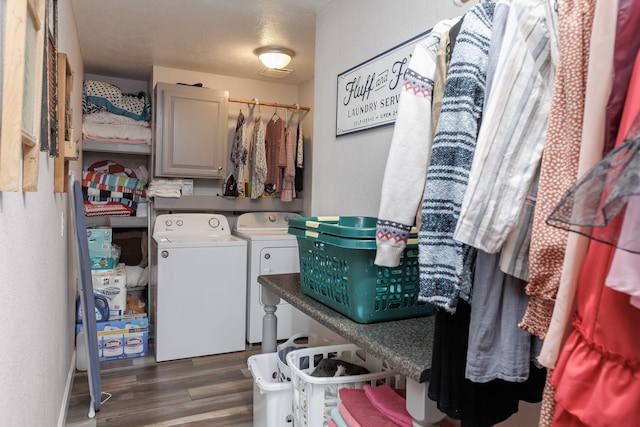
153, 213, 231, 237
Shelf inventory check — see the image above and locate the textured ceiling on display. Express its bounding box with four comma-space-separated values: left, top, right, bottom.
70, 0, 333, 85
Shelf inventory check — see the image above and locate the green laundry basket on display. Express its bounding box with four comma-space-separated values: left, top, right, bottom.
288, 216, 433, 324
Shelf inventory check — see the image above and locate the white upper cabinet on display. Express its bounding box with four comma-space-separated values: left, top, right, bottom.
155, 83, 229, 179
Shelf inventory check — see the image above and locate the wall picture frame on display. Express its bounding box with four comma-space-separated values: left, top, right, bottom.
1, 0, 47, 191
336, 29, 431, 137
42, 0, 59, 156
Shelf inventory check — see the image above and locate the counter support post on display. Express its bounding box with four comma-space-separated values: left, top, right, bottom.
406, 377, 446, 427
261, 287, 280, 353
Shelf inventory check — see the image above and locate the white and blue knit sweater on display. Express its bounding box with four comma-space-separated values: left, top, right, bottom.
419, 2, 495, 313
375, 18, 460, 268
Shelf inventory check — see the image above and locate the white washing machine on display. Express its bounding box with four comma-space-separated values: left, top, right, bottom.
233, 212, 311, 344
152, 213, 247, 362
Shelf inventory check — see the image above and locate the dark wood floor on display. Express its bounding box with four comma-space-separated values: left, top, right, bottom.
65, 344, 263, 427
65, 344, 464, 427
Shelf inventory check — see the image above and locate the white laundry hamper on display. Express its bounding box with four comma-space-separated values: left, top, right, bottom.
286, 343, 406, 427
276, 332, 321, 382
248, 352, 294, 426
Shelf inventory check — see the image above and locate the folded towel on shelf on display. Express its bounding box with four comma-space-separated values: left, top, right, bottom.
83, 200, 134, 217
339, 402, 362, 427
83, 121, 152, 142
83, 171, 145, 192
147, 179, 185, 198
82, 180, 147, 198
363, 384, 412, 427
84, 195, 137, 211
330, 407, 349, 427
83, 134, 149, 145
84, 187, 144, 203
83, 111, 150, 127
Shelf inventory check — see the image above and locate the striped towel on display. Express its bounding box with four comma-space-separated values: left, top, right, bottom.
83, 171, 145, 191
82, 180, 147, 198
84, 195, 137, 211
83, 200, 134, 217
83, 187, 143, 204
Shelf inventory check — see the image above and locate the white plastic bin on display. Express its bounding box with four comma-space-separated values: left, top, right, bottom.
248, 352, 294, 426
286, 343, 406, 427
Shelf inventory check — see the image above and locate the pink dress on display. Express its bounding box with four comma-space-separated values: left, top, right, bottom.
551, 216, 640, 426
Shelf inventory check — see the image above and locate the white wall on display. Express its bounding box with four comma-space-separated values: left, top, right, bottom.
312, 0, 470, 217
0, 0, 83, 425
0, 1, 541, 424
298, 78, 315, 214
152, 66, 302, 105
312, 1, 540, 426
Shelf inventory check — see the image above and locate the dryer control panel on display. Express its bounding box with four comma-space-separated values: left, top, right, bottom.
235, 211, 301, 231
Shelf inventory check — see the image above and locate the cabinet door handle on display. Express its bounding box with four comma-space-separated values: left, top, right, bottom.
217, 166, 223, 171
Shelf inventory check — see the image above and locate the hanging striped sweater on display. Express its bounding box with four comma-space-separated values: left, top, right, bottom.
419, 2, 495, 313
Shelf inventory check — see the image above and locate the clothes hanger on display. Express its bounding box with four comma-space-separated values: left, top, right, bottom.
251, 99, 261, 118
271, 105, 280, 122
286, 108, 295, 127
238, 107, 245, 125
295, 104, 308, 125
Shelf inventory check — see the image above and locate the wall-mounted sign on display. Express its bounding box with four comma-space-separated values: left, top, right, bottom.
336, 29, 432, 137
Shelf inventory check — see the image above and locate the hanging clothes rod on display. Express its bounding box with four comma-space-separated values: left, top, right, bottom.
228, 97, 311, 111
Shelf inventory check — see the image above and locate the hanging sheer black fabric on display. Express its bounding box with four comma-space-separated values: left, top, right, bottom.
546, 111, 640, 253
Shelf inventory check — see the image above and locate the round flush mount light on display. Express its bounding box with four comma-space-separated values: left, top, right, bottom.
254, 46, 296, 69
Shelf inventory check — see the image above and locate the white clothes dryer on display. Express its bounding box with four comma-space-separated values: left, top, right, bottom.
233, 212, 311, 344
152, 213, 247, 362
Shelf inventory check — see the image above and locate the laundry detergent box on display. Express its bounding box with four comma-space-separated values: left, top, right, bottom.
76, 314, 149, 361
91, 263, 127, 318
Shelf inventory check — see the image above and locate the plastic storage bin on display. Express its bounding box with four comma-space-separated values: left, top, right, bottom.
248, 352, 294, 426
286, 343, 405, 427
288, 216, 433, 323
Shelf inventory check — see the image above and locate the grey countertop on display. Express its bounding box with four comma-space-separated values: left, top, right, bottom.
257, 273, 435, 383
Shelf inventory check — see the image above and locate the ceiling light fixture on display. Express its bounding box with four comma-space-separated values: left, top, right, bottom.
254, 46, 295, 69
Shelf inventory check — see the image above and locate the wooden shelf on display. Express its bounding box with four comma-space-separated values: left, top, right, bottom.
82, 140, 152, 155
54, 53, 74, 193
153, 196, 303, 213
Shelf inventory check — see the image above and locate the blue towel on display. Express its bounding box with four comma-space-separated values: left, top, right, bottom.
331, 406, 349, 427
